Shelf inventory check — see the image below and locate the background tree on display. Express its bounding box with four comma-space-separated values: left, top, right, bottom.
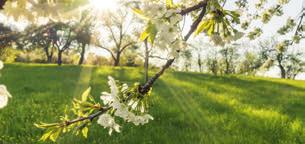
0, 23, 17, 59
74, 14, 93, 65
52, 23, 75, 66
97, 11, 136, 66
219, 46, 239, 75
23, 23, 57, 63
284, 52, 305, 79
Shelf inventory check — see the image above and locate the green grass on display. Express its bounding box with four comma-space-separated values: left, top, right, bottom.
1, 63, 305, 144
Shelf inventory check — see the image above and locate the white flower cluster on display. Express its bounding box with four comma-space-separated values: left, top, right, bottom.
3, 0, 82, 23
135, 0, 187, 52
0, 61, 12, 109
98, 76, 153, 135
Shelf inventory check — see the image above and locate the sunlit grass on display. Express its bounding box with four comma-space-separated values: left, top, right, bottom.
1, 63, 305, 143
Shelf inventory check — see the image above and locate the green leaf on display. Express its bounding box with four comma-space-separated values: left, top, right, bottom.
82, 127, 89, 138
39, 129, 54, 141
207, 21, 215, 36
132, 8, 149, 20
166, 0, 174, 8
195, 20, 211, 35
50, 128, 62, 142
140, 29, 150, 41
81, 87, 91, 102
140, 22, 158, 44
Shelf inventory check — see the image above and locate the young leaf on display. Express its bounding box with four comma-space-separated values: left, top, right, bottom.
140, 22, 158, 44
166, 0, 174, 8
39, 129, 55, 141
132, 8, 149, 20
195, 20, 211, 35
81, 87, 91, 102
50, 128, 62, 142
82, 127, 89, 138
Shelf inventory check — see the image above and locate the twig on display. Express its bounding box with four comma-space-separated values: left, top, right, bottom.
64, 107, 111, 126
179, 0, 208, 16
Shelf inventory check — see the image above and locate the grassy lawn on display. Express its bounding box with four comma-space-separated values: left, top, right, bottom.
1, 63, 305, 144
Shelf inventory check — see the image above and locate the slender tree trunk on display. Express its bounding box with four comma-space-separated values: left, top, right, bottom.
44, 45, 52, 63
277, 54, 286, 78
47, 55, 52, 63
144, 40, 149, 82
198, 53, 202, 72
78, 43, 86, 65
279, 64, 286, 78
57, 50, 63, 66
113, 52, 121, 66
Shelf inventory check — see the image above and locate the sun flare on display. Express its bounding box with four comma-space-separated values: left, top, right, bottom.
89, 0, 118, 11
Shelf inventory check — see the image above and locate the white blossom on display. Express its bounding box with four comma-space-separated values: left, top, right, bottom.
97, 114, 120, 135
0, 61, 3, 70
0, 85, 12, 109
98, 76, 154, 135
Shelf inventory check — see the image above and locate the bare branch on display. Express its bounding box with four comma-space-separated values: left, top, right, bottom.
64, 107, 111, 126
97, 45, 116, 61
184, 6, 208, 41
119, 42, 134, 53
179, 0, 208, 16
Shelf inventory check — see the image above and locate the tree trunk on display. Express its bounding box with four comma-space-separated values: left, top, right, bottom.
279, 64, 286, 78
47, 56, 52, 63
78, 43, 86, 65
113, 52, 121, 66
277, 54, 286, 79
198, 53, 202, 72
44, 45, 52, 63
57, 51, 63, 66
144, 40, 149, 82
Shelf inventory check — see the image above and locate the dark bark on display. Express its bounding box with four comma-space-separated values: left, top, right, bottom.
140, 59, 175, 95
184, 7, 208, 40
57, 51, 63, 66
113, 51, 121, 66
279, 64, 286, 78
78, 43, 86, 65
179, 0, 208, 16
277, 54, 286, 78
44, 42, 53, 63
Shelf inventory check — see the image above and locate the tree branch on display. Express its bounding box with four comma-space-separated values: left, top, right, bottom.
119, 42, 134, 53
64, 107, 111, 126
184, 5, 208, 41
107, 25, 120, 48
139, 58, 175, 94
179, 0, 208, 16
98, 45, 116, 61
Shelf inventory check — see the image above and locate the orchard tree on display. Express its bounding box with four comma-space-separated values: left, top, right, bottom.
219, 46, 239, 74
2, 0, 305, 142
236, 51, 259, 75
285, 52, 305, 79
51, 23, 76, 66
96, 10, 137, 66
22, 23, 57, 63
74, 14, 94, 65
0, 23, 17, 58
258, 38, 305, 79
